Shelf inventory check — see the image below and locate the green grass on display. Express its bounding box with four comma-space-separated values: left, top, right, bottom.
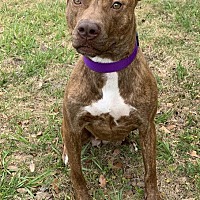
163, 0, 200, 32
0, 0, 200, 199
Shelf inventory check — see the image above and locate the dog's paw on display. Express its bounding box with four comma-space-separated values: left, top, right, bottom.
62, 151, 68, 165
63, 154, 68, 165
62, 145, 69, 165
75, 190, 92, 200
145, 193, 162, 200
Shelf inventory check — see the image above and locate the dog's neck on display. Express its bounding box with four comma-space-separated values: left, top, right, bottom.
83, 35, 139, 73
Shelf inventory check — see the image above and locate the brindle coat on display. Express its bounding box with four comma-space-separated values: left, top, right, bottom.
62, 0, 161, 199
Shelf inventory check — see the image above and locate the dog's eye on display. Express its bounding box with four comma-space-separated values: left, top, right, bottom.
112, 2, 122, 9
73, 0, 81, 5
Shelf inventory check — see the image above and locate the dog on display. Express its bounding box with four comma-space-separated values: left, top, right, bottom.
62, 0, 161, 199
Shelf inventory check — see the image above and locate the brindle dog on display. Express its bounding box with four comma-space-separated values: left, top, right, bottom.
62, 0, 161, 199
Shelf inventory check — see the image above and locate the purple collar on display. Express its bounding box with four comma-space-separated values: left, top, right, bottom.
83, 36, 139, 73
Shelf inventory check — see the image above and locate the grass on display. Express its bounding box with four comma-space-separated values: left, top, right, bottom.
0, 0, 199, 199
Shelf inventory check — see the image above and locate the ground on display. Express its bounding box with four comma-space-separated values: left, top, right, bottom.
0, 0, 199, 199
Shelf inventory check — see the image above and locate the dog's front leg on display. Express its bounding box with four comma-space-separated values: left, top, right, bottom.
139, 122, 161, 200
62, 115, 91, 200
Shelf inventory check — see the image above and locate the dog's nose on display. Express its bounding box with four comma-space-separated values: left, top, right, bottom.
77, 20, 100, 40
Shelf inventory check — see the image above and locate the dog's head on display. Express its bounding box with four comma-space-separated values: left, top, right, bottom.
66, 0, 140, 60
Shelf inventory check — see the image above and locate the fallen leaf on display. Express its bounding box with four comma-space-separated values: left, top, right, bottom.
8, 165, 19, 172
112, 162, 123, 170
99, 174, 106, 188
17, 188, 27, 194
136, 181, 145, 188
160, 126, 171, 134
53, 107, 59, 113
166, 103, 173, 107
124, 168, 134, 179
52, 178, 59, 193
190, 150, 200, 158
178, 177, 187, 184
132, 181, 145, 188
15, 154, 33, 162
113, 149, 120, 156
0, 139, 6, 144
30, 160, 35, 172
126, 190, 133, 196
165, 178, 172, 183
166, 125, 176, 130
38, 80, 43, 89
91, 138, 101, 147
39, 187, 48, 192
30, 134, 37, 138
182, 107, 190, 111
124, 172, 132, 179
37, 131, 43, 136
35, 191, 52, 200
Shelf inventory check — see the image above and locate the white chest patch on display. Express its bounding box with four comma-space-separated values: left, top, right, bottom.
84, 72, 136, 121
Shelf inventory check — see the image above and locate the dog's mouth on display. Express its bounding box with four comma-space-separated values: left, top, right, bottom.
75, 45, 101, 57
73, 40, 117, 58
72, 31, 117, 57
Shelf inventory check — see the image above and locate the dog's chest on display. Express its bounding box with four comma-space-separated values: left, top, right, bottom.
84, 72, 135, 121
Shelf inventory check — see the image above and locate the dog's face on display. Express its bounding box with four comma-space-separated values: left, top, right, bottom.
66, 0, 139, 59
